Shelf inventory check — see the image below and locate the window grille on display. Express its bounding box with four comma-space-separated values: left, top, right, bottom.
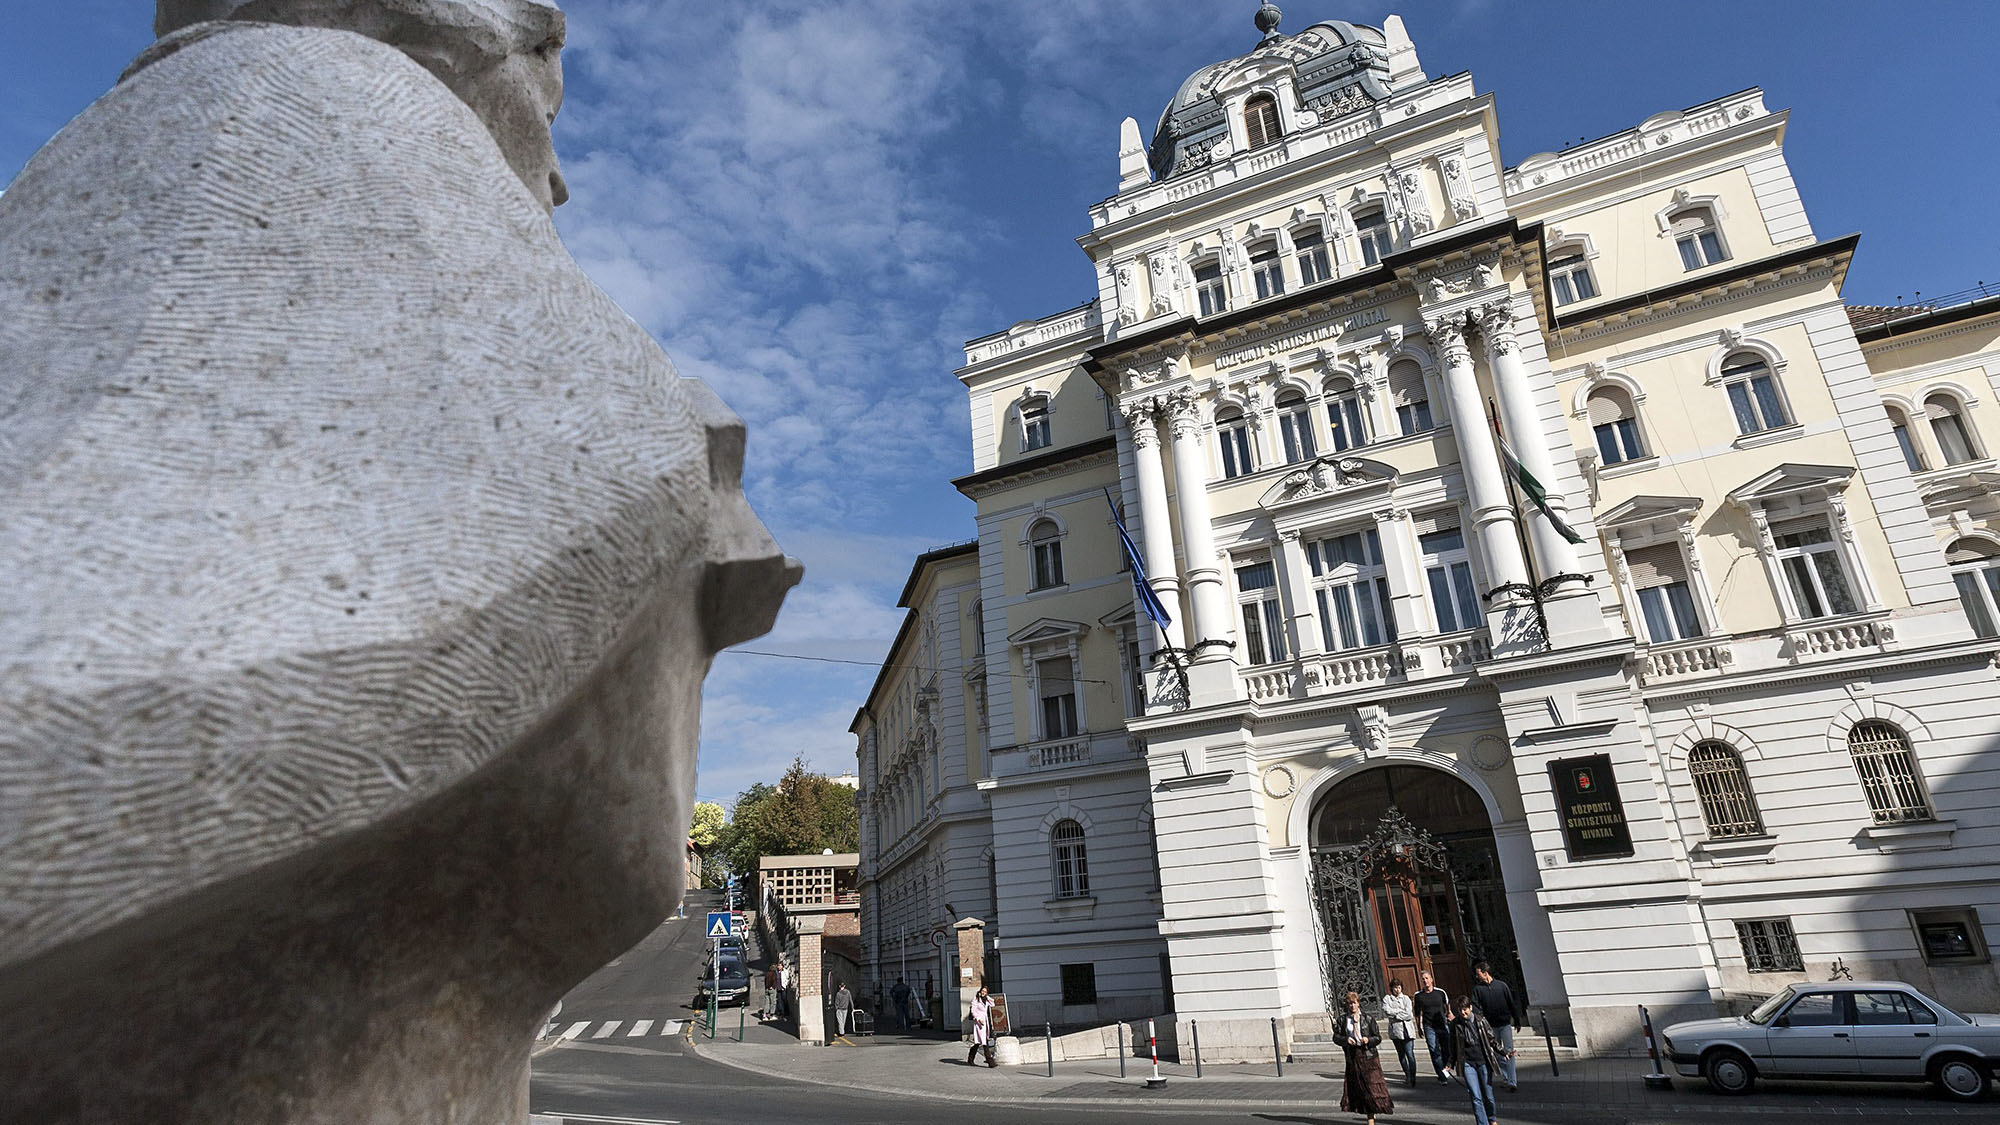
1735, 918, 1803, 973
1051, 820, 1090, 899
1846, 721, 1933, 823
1688, 741, 1763, 837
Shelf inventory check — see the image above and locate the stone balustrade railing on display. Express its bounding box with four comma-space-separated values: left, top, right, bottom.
1436, 633, 1492, 670
1784, 616, 1888, 662
1639, 638, 1734, 683
1027, 737, 1092, 769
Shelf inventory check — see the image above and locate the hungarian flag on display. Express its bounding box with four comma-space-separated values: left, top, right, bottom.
1492, 427, 1586, 545
1106, 488, 1174, 632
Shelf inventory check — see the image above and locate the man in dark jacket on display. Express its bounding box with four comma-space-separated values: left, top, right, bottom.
1412, 969, 1452, 1081
1470, 961, 1523, 1090
1448, 995, 1505, 1125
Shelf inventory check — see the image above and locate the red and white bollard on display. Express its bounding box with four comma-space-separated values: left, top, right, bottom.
1145, 1017, 1166, 1088
1639, 1004, 1673, 1089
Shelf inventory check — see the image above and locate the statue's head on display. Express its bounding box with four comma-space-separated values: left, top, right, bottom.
156, 0, 569, 211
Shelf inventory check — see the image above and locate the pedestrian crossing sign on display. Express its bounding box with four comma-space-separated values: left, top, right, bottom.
706, 911, 734, 939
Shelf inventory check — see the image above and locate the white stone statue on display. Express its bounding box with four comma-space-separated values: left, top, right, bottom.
0, 2, 797, 1120
1113, 259, 1140, 326
1148, 253, 1180, 318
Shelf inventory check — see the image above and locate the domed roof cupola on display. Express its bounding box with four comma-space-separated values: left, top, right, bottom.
1148, 9, 1405, 180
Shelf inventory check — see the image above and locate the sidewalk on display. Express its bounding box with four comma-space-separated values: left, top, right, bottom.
683, 1025, 1971, 1116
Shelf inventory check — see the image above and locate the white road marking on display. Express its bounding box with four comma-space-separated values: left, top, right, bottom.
535, 1113, 680, 1124
659, 1019, 682, 1035
626, 1019, 654, 1037
559, 1021, 591, 1040
590, 1020, 622, 1038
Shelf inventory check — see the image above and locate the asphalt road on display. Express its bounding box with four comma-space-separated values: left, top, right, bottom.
530, 891, 1978, 1124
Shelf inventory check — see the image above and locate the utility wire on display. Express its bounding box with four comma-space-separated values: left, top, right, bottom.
723, 647, 1120, 686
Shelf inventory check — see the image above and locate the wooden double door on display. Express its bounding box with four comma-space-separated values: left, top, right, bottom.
1365, 854, 1471, 1000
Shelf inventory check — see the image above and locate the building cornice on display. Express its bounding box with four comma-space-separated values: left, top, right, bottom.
951, 435, 1120, 500
1854, 294, 2000, 346
1548, 234, 1859, 341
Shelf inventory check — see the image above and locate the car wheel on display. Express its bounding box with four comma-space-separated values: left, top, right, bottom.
1703, 1048, 1755, 1096
1932, 1054, 1990, 1102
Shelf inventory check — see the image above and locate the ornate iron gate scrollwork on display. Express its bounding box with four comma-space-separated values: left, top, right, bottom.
1309, 807, 1445, 1010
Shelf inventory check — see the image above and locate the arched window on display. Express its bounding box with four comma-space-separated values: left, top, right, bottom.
1719, 353, 1788, 435
1250, 241, 1286, 300
1671, 206, 1728, 270
1687, 741, 1763, 838
1019, 395, 1052, 451
1548, 245, 1598, 306
1276, 389, 1316, 463
1192, 258, 1228, 317
1294, 228, 1332, 285
1244, 93, 1281, 150
1051, 819, 1090, 899
1217, 407, 1254, 478
1028, 518, 1065, 590
1925, 393, 1982, 465
1887, 404, 1927, 472
1586, 385, 1643, 465
1388, 359, 1433, 436
1355, 207, 1393, 267
1846, 721, 1933, 824
1324, 375, 1367, 452
1948, 537, 2000, 638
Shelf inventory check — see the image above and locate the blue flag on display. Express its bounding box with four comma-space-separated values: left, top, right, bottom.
1106, 489, 1174, 632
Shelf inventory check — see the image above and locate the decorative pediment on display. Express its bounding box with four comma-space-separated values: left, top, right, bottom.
1919, 469, 2000, 511
1006, 617, 1089, 648
1259, 455, 1398, 509
1098, 602, 1138, 630
1595, 494, 1700, 531
1725, 463, 1854, 507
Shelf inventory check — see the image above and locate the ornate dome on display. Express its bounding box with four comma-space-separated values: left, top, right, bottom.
1149, 14, 1396, 179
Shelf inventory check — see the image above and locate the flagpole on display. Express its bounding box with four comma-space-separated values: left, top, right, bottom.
1487, 397, 1551, 649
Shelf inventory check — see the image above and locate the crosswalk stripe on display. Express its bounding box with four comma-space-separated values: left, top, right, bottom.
627, 1020, 654, 1037
660, 1020, 682, 1035
559, 1021, 591, 1041
591, 1021, 623, 1039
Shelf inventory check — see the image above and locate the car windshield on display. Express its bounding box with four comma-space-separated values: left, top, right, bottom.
1745, 987, 1797, 1025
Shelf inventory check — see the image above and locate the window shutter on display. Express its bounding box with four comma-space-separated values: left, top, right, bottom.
1586, 389, 1630, 426
1388, 360, 1427, 407
1039, 656, 1074, 697
1410, 508, 1459, 539
1770, 516, 1827, 542
1946, 538, 1996, 565
1623, 542, 1689, 589
1923, 396, 1959, 421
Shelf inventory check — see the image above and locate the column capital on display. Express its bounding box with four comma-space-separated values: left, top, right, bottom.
1422, 313, 1473, 368
1477, 300, 1519, 357
1371, 506, 1411, 525
1164, 388, 1205, 441
1121, 399, 1161, 449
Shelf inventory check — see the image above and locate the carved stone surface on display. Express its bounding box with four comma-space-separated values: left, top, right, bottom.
0, 3, 797, 1120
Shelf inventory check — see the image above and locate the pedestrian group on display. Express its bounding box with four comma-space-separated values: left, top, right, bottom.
1340, 961, 1523, 1124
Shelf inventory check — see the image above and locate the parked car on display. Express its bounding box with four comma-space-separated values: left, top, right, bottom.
1663, 980, 2000, 1101
697, 957, 751, 1008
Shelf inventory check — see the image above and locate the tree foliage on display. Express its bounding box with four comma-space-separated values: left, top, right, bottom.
688, 801, 726, 850
715, 757, 859, 882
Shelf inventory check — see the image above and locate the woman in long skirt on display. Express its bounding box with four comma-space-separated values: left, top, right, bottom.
1336, 990, 1395, 1123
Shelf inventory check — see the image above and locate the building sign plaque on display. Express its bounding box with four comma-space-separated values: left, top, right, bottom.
1548, 753, 1633, 860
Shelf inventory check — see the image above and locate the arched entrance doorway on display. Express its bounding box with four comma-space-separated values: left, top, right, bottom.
1308, 765, 1523, 1008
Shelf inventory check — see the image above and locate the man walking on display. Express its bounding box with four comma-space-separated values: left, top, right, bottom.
1470, 961, 1522, 1091
891, 976, 912, 1032
834, 981, 854, 1037
1413, 970, 1452, 1082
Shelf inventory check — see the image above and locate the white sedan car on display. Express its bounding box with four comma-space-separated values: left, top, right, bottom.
1664, 981, 2000, 1101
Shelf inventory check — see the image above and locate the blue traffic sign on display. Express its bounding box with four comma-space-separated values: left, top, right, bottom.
706, 911, 736, 939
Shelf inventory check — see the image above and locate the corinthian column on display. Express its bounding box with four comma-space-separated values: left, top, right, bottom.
1480, 300, 1580, 581
1123, 399, 1187, 651
1165, 390, 1232, 661
1426, 313, 1530, 596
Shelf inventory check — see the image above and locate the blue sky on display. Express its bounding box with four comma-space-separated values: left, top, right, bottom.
7, 2, 1997, 806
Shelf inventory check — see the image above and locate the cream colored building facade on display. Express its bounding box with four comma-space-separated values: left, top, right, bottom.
888, 9, 2000, 1053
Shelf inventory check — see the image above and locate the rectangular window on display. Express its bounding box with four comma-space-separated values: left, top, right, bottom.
1396, 400, 1434, 437
1059, 963, 1098, 1006
1124, 637, 1146, 717
1594, 418, 1642, 465
1723, 361, 1788, 435
1252, 246, 1285, 300
1194, 262, 1227, 317
1893, 422, 1925, 472
1674, 211, 1728, 270
1219, 422, 1254, 479
1625, 542, 1703, 643
1309, 529, 1393, 652
1773, 518, 1857, 619
1910, 908, 1989, 965
1279, 404, 1316, 462
1357, 210, 1392, 267
1548, 252, 1597, 306
1235, 560, 1288, 665
1038, 656, 1078, 739
1021, 400, 1051, 451
1295, 231, 1331, 285
1735, 918, 1804, 973
1953, 563, 2000, 638
1418, 520, 1483, 634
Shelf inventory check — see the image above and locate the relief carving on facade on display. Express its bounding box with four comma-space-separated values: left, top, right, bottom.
1147, 253, 1182, 318
1393, 165, 1436, 238
1113, 260, 1141, 326
1439, 153, 1479, 222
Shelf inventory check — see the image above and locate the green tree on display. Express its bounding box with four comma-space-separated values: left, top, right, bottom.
688, 801, 726, 850
715, 758, 858, 886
